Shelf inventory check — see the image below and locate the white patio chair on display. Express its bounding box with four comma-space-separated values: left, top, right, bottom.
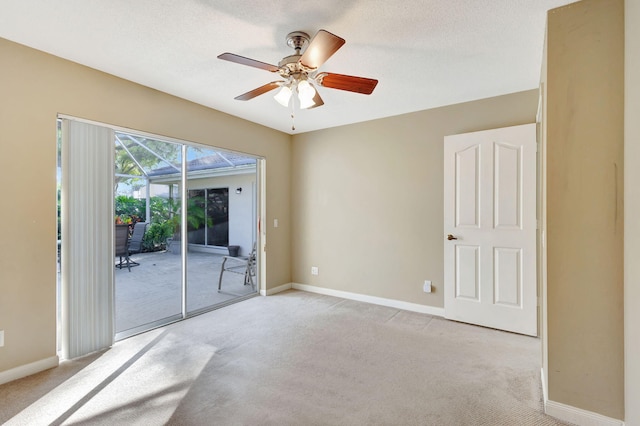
217, 243, 257, 292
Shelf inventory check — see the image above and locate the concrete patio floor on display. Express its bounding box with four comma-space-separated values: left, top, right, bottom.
115, 250, 257, 335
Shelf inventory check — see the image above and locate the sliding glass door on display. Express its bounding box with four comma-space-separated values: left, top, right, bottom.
187, 188, 229, 247
113, 135, 183, 339
185, 146, 258, 314
59, 117, 262, 350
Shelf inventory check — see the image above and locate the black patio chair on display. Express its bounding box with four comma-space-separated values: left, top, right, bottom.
115, 224, 139, 271
128, 222, 147, 255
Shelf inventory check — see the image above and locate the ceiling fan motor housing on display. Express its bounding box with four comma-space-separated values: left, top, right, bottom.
279, 32, 314, 80
278, 54, 309, 79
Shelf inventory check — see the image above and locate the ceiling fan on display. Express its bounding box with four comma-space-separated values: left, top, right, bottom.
218, 29, 378, 111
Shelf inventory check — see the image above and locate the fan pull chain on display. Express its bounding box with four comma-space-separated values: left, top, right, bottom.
290, 94, 296, 131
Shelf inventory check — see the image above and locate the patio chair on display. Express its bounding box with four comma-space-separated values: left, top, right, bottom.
128, 222, 147, 255
218, 243, 257, 292
115, 224, 139, 271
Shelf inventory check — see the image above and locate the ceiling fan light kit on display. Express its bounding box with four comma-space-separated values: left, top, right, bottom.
218, 29, 378, 118
273, 85, 292, 107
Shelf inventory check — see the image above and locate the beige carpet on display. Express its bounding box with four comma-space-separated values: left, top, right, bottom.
0, 290, 571, 425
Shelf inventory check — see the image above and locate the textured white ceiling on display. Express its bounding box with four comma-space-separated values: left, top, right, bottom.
0, 0, 575, 134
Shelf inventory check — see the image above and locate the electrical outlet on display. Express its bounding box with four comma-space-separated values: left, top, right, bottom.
423, 280, 432, 293
0, 330, 4, 347
311, 266, 319, 276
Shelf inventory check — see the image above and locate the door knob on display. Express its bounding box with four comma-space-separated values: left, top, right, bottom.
447, 234, 458, 240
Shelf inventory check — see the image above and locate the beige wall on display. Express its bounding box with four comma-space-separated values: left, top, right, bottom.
2, 4, 636, 418
291, 91, 538, 307
625, 0, 640, 424
0, 38, 291, 374
545, 0, 624, 419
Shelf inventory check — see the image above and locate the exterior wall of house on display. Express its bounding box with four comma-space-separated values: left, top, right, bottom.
544, 0, 624, 419
188, 172, 257, 256
291, 90, 538, 308
625, 0, 640, 424
0, 38, 291, 376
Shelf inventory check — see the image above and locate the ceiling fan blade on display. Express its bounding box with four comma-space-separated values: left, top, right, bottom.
218, 53, 279, 73
299, 30, 345, 70
234, 81, 282, 101
305, 90, 325, 109
317, 73, 378, 95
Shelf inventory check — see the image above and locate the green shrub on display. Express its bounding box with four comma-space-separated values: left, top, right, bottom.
142, 221, 174, 251
115, 195, 146, 221
115, 195, 178, 227
149, 197, 173, 224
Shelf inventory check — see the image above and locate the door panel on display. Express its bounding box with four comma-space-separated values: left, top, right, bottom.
494, 143, 522, 229
455, 145, 480, 228
455, 245, 480, 301
494, 247, 522, 307
444, 123, 536, 336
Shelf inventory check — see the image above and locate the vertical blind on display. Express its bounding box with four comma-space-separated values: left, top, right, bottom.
60, 119, 115, 359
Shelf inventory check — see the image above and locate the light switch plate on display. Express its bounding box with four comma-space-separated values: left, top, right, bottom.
0, 330, 4, 347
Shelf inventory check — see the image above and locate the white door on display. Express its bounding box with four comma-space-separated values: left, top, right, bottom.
444, 123, 537, 336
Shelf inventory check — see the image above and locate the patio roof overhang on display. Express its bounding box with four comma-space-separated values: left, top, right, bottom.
115, 131, 257, 187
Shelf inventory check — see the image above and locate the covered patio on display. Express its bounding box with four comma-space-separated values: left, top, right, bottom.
115, 250, 256, 336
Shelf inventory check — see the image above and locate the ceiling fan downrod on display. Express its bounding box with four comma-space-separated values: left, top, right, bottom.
285, 31, 310, 54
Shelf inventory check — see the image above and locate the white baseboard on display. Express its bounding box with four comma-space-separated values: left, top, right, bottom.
260, 282, 292, 296
541, 367, 624, 426
540, 368, 548, 404
0, 355, 59, 386
544, 399, 624, 426
291, 283, 445, 317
